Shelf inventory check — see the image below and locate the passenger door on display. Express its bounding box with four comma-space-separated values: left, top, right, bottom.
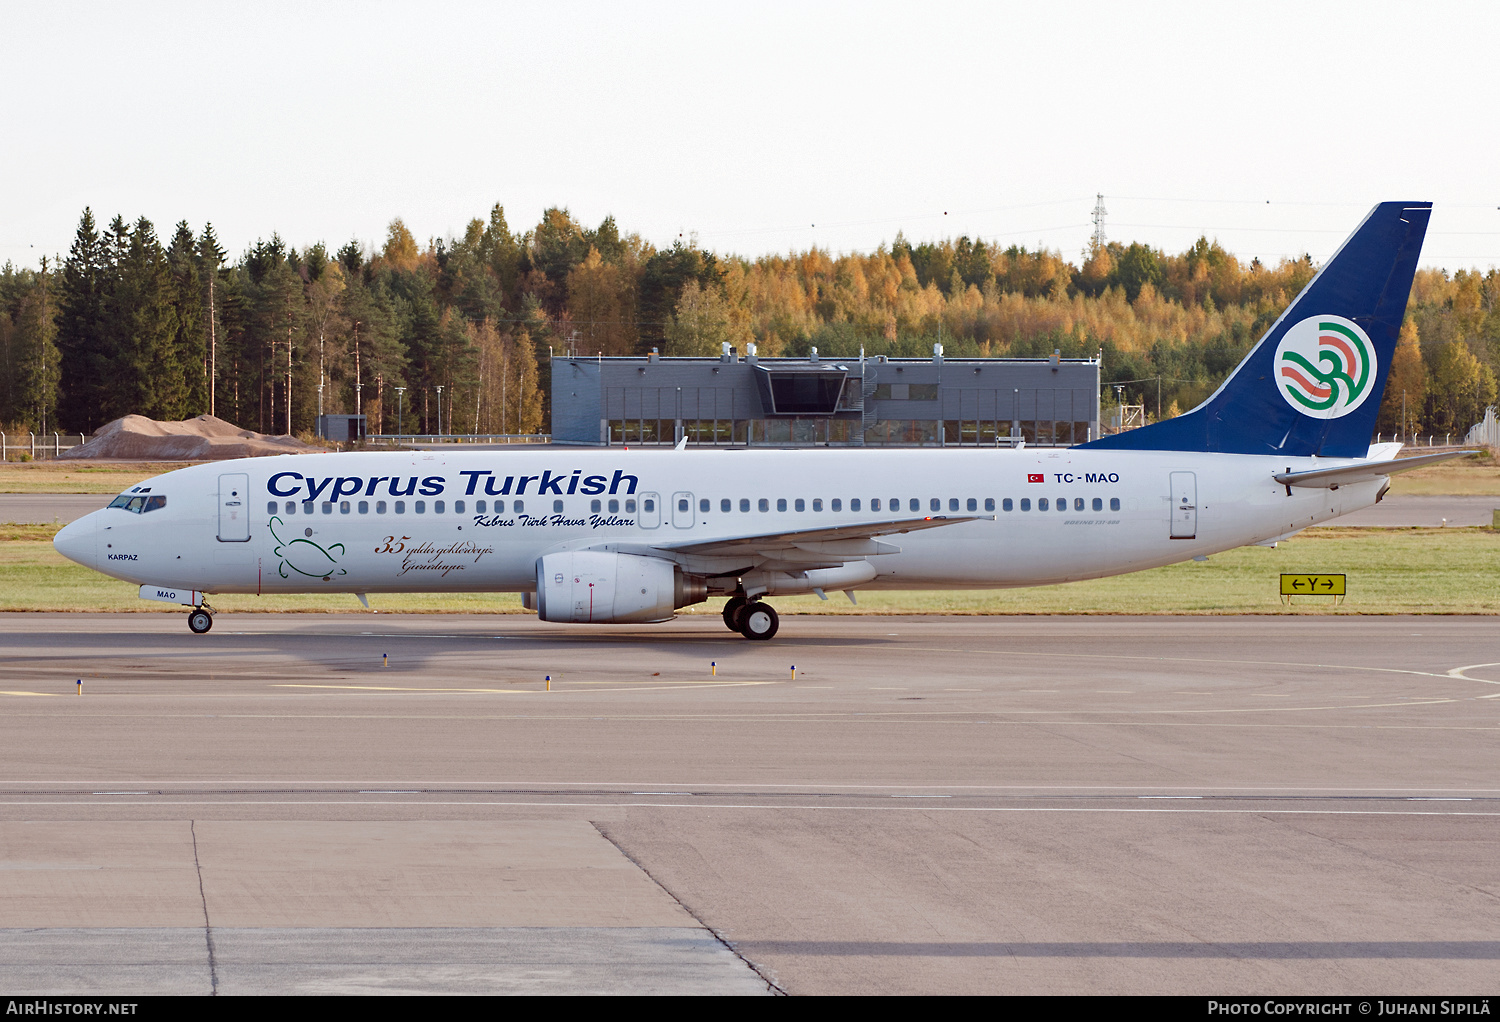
218, 473, 250, 542
1169, 471, 1197, 540
638, 491, 661, 529
672, 491, 695, 529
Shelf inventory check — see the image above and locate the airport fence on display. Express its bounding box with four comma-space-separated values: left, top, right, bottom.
0, 433, 87, 461
363, 433, 551, 448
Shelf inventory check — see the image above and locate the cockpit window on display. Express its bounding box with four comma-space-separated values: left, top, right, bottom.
108, 494, 167, 514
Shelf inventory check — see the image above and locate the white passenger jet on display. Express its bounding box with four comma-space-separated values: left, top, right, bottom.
54, 202, 1465, 640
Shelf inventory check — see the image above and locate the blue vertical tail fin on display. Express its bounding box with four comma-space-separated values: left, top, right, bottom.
1081, 201, 1431, 457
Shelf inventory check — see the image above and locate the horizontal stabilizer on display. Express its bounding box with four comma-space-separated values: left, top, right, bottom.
1273, 450, 1478, 489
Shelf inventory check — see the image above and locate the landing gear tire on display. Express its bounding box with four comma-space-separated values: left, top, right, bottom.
722, 596, 748, 632
187, 609, 213, 634
739, 602, 779, 641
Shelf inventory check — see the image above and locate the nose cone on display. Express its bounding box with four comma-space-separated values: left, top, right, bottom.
53, 514, 97, 570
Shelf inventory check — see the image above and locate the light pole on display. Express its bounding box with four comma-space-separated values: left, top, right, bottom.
394, 387, 406, 440
436, 385, 444, 437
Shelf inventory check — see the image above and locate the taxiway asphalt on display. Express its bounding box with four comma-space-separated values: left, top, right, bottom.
0, 613, 1496, 995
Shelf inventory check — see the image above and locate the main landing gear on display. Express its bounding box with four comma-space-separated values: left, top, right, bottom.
187, 606, 214, 634
722, 596, 779, 641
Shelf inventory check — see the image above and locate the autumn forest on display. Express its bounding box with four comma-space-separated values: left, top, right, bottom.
0, 204, 1496, 440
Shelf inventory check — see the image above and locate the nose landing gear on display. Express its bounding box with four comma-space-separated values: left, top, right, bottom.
187, 606, 214, 634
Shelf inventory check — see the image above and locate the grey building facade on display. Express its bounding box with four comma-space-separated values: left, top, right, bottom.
550, 347, 1100, 447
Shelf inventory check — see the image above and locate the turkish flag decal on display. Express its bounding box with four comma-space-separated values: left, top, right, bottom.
1027, 473, 1044, 483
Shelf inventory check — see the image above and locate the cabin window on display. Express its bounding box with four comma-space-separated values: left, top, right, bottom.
1058, 497, 1068, 513
986, 498, 996, 511
394, 501, 405, 514
322, 502, 333, 515
642, 498, 654, 513
359, 501, 369, 514
623, 499, 633, 513
591, 499, 602, 513
302, 501, 314, 515
454, 501, 464, 514
514, 500, 525, 512
376, 500, 387, 514
1073, 498, 1083, 511
434, 500, 445, 514
1092, 498, 1103, 511
850, 498, 860, 511
285, 501, 296, 514
777, 498, 787, 512
1038, 498, 1049, 511
1002, 498, 1013, 512
758, 498, 769, 512
949, 498, 960, 512
966, 498, 976, 511
831, 498, 841, 511
476, 500, 487, 513
267, 501, 277, 514
910, 498, 920, 512
553, 500, 564, 513
414, 501, 425, 514
932, 498, 943, 512
1110, 497, 1121, 511
739, 498, 750, 512
811, 498, 822, 512
871, 498, 881, 511
719, 498, 730, 513
340, 501, 350, 514
794, 499, 805, 512
1020, 498, 1031, 511
608, 499, 619, 513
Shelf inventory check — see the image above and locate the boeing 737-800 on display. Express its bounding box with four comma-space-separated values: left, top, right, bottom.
53, 202, 1465, 639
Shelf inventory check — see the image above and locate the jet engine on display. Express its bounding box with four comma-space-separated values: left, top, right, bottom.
535, 551, 706, 624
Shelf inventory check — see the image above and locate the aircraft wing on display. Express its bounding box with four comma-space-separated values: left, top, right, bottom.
1273, 450, 1477, 489
648, 514, 992, 560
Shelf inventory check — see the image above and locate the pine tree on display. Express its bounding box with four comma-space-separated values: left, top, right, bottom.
197, 224, 227, 418
14, 258, 61, 434
56, 209, 108, 431
105, 219, 183, 421
168, 222, 208, 416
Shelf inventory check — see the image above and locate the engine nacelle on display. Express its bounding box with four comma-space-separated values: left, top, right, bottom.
536, 551, 703, 624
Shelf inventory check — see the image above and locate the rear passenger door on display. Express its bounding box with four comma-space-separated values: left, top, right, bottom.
1169, 472, 1197, 540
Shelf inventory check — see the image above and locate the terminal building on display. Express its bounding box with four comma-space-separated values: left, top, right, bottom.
549, 345, 1101, 447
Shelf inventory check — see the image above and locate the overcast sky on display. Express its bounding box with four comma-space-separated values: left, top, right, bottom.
2, 1, 1497, 271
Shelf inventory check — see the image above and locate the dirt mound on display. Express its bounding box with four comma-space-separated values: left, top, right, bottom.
60, 415, 327, 461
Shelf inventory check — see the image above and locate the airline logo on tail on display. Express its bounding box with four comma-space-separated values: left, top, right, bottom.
1274, 315, 1376, 418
